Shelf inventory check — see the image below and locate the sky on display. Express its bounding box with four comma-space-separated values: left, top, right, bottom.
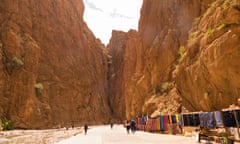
83, 0, 143, 45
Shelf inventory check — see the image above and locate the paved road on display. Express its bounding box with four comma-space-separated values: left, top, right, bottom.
56, 125, 199, 144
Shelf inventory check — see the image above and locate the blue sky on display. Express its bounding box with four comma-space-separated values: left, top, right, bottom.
83, 0, 143, 45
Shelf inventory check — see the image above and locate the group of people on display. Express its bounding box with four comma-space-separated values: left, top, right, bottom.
83, 120, 136, 135
125, 120, 136, 134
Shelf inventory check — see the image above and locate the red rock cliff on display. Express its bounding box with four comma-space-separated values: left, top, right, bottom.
108, 0, 229, 119
1, 0, 239, 128
0, 0, 110, 129
176, 0, 240, 111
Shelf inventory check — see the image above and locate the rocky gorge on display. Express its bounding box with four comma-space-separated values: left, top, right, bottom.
0, 0, 240, 129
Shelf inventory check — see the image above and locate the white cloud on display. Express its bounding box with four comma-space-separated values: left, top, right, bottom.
83, 0, 143, 45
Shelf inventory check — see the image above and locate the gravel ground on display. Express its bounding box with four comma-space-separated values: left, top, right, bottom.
0, 127, 82, 144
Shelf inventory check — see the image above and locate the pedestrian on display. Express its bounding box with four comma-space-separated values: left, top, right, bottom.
84, 124, 88, 135
110, 122, 114, 129
130, 119, 136, 134
71, 121, 74, 129
126, 120, 130, 134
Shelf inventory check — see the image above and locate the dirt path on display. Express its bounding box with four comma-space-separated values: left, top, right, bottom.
0, 125, 200, 144
56, 125, 199, 144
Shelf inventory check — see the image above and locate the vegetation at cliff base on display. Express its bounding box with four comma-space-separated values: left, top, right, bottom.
1, 118, 14, 131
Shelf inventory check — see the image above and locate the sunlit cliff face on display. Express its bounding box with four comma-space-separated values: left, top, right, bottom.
1, 0, 240, 129
0, 0, 110, 129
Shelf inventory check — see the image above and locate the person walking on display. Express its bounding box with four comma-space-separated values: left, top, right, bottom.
84, 124, 88, 135
130, 119, 136, 134
110, 122, 114, 129
126, 120, 130, 134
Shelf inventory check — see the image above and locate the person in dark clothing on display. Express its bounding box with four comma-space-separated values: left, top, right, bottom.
84, 124, 88, 135
130, 120, 136, 134
110, 123, 114, 129
126, 120, 130, 134
71, 121, 74, 129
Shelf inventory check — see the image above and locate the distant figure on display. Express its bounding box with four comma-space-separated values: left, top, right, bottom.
126, 120, 130, 134
130, 120, 136, 134
110, 123, 114, 129
84, 124, 88, 135
71, 121, 74, 129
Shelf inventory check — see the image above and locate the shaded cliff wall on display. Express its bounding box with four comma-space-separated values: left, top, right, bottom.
176, 0, 240, 111
108, 30, 143, 120
108, 0, 216, 119
0, 0, 110, 129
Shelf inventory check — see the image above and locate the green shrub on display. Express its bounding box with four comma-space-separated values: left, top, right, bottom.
12, 57, 24, 67
153, 86, 161, 94
178, 46, 186, 62
206, 28, 214, 35
161, 82, 170, 92
34, 83, 44, 96
232, 0, 238, 6
218, 23, 226, 29
1, 119, 14, 131
34, 83, 43, 89
5, 57, 24, 72
223, 0, 230, 9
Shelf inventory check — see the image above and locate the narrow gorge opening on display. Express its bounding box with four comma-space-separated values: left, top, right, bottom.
83, 0, 143, 119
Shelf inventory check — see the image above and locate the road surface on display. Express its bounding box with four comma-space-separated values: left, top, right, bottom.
56, 125, 199, 144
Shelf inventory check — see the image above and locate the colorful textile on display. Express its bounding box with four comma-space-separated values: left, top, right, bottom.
222, 111, 236, 127
206, 112, 216, 129
160, 115, 165, 131
148, 119, 153, 131
169, 115, 172, 124
143, 116, 148, 124
192, 113, 200, 126
188, 114, 194, 126
156, 117, 160, 130
178, 114, 182, 126
172, 115, 177, 124
199, 112, 216, 129
152, 119, 155, 131
176, 114, 179, 123
183, 114, 190, 126
214, 111, 223, 127
199, 113, 207, 128
168, 124, 172, 134
164, 115, 169, 132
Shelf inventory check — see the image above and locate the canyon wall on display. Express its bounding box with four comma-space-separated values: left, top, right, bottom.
0, 0, 110, 129
108, 30, 143, 120
108, 0, 240, 119
1, 0, 240, 129
177, 0, 240, 111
